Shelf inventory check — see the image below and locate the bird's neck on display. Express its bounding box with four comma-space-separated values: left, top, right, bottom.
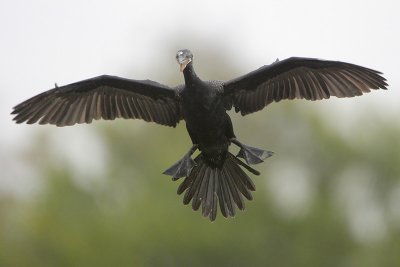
183, 62, 201, 86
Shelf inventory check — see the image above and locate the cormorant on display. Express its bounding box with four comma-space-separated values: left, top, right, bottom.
11, 49, 387, 221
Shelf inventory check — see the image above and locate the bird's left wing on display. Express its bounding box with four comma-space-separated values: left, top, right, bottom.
222, 57, 387, 115
12, 75, 182, 127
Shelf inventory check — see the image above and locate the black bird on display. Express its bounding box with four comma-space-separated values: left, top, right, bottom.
12, 49, 387, 221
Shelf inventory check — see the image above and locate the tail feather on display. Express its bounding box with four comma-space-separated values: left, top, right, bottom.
230, 154, 260, 176
210, 169, 219, 221
218, 179, 228, 218
191, 171, 203, 211
176, 152, 261, 221
177, 174, 192, 194
200, 167, 211, 214
228, 156, 256, 199
202, 168, 217, 219
182, 162, 205, 205
190, 158, 209, 204
219, 173, 235, 217
223, 165, 245, 211
228, 166, 253, 201
226, 158, 253, 200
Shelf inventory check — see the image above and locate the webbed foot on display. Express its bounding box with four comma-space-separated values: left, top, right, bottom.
231, 139, 274, 165
163, 145, 199, 180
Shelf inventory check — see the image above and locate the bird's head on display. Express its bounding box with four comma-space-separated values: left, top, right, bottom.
176, 49, 193, 72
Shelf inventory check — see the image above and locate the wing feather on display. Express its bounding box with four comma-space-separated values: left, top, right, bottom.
223, 57, 387, 115
12, 75, 182, 127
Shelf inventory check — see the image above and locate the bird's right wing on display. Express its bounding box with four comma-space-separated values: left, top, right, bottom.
12, 75, 182, 127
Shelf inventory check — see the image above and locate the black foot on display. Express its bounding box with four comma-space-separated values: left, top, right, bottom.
231, 139, 274, 165
163, 145, 198, 180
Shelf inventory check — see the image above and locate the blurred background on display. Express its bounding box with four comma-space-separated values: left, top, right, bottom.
1, 0, 399, 266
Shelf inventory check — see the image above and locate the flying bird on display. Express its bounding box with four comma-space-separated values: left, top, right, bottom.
11, 49, 387, 221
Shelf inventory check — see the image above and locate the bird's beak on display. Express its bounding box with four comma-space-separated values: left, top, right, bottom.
179, 58, 191, 72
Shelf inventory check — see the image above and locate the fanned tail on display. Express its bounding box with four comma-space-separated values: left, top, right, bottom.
176, 152, 259, 221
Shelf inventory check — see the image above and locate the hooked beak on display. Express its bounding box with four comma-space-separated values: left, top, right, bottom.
178, 58, 192, 72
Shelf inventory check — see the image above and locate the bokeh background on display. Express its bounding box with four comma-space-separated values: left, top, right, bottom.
1, 0, 399, 266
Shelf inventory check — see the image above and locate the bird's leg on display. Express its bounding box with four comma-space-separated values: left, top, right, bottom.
230, 138, 274, 165
163, 144, 199, 180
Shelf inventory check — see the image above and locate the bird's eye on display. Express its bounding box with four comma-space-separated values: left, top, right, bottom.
176, 51, 184, 60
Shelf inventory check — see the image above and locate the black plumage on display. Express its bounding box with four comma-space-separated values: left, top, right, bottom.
11, 49, 387, 221
12, 76, 181, 127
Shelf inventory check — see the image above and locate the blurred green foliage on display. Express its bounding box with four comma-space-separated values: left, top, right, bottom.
1, 102, 399, 267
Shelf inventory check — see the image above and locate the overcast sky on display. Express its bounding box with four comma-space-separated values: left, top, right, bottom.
0, 0, 399, 195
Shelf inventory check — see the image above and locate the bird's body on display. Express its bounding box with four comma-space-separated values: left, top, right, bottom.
180, 64, 233, 166
12, 49, 388, 221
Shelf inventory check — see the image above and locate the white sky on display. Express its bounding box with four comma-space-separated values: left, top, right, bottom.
0, 0, 399, 196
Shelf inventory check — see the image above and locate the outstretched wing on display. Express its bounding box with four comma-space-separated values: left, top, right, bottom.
12, 75, 182, 127
223, 57, 388, 115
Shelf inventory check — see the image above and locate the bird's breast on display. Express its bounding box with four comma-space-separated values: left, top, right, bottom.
182, 89, 220, 117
